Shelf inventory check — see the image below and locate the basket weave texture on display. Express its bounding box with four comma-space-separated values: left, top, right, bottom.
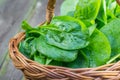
9, 32, 120, 80
9, 0, 120, 80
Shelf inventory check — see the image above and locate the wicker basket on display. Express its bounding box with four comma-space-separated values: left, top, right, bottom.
9, 0, 120, 80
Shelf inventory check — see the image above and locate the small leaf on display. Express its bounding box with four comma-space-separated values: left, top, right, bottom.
106, 1, 117, 22
97, 0, 107, 24
45, 58, 52, 65
115, 4, 120, 18
34, 54, 46, 64
19, 37, 34, 59
88, 24, 96, 36
22, 20, 32, 31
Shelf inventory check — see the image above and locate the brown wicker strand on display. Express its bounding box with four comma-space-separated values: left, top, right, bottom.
46, 0, 56, 24
116, 0, 120, 5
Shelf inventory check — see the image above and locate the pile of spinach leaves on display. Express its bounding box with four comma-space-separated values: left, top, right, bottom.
19, 0, 120, 68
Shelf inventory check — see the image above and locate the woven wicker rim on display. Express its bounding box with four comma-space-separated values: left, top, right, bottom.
9, 0, 120, 80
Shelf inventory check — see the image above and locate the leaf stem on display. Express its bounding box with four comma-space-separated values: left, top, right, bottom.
107, 53, 120, 64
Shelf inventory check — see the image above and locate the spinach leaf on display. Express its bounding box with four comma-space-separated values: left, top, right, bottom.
66, 11, 75, 17
36, 36, 78, 62
96, 0, 119, 29
97, 0, 107, 24
22, 20, 32, 31
107, 1, 116, 14
19, 41, 30, 58
106, 1, 117, 22
101, 18, 120, 57
95, 0, 107, 29
64, 50, 89, 68
106, 0, 115, 7
34, 53, 46, 65
19, 37, 34, 58
43, 16, 89, 50
95, 19, 105, 29
29, 38, 37, 57
74, 0, 101, 21
88, 24, 96, 36
45, 58, 52, 65
60, 0, 79, 16
115, 4, 120, 18
81, 29, 111, 67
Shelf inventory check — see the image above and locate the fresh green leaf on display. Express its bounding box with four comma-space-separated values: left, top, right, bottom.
60, 0, 79, 16
44, 16, 89, 50
95, 0, 107, 29
29, 38, 37, 57
64, 51, 89, 68
106, 0, 115, 7
115, 4, 120, 18
106, 1, 117, 22
101, 18, 120, 57
22, 20, 32, 31
95, 19, 105, 29
88, 24, 96, 36
36, 36, 78, 62
74, 0, 101, 21
34, 53, 46, 64
97, 0, 107, 24
19, 41, 30, 58
81, 29, 111, 67
45, 58, 52, 65
107, 1, 116, 13
19, 37, 34, 58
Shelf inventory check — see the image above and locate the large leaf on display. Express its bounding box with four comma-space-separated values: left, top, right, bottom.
60, 0, 79, 16
101, 18, 120, 57
74, 0, 101, 21
36, 36, 78, 62
43, 16, 89, 50
63, 29, 111, 68
84, 29, 111, 67
83, 29, 111, 67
